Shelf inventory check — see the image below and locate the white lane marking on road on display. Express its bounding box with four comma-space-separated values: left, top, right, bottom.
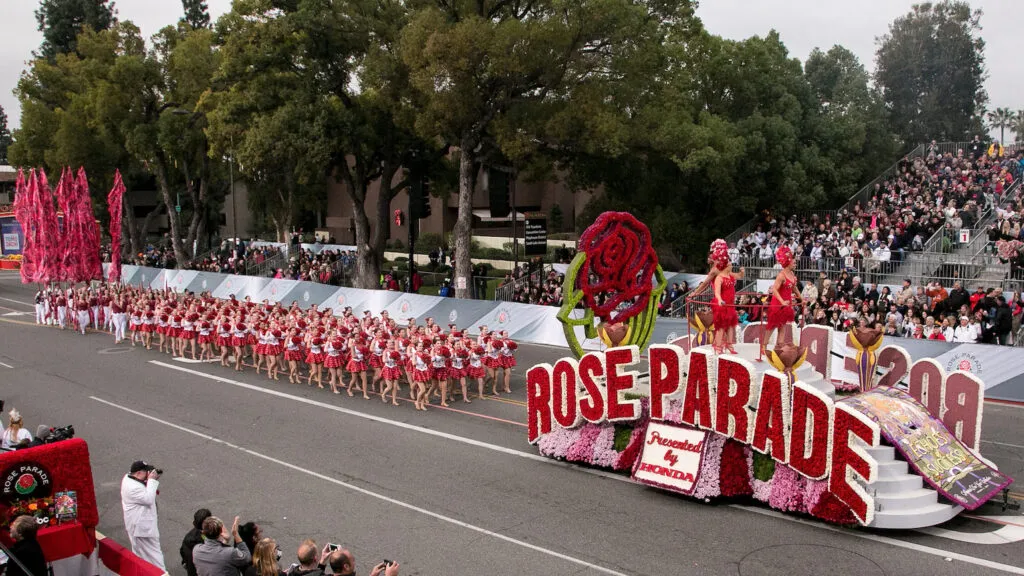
0, 297, 34, 307
982, 440, 1024, 450
1, 312, 30, 317
0, 361, 12, 369
149, 360, 625, 481
920, 517, 1024, 544
89, 395, 632, 576
731, 505, 1024, 575
149, 359, 1023, 557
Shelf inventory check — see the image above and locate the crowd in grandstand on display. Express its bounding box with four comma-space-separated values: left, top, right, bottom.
731, 142, 1022, 279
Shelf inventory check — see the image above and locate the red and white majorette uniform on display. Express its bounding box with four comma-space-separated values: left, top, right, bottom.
231, 323, 248, 347
284, 336, 304, 361
266, 330, 283, 356
246, 323, 259, 346
450, 348, 467, 380
324, 339, 345, 369
484, 340, 503, 368
129, 310, 142, 333
170, 315, 182, 338
431, 347, 450, 380
180, 315, 196, 341
347, 344, 368, 373
157, 314, 169, 336
381, 350, 404, 381
255, 329, 269, 355
143, 311, 155, 332
198, 320, 213, 344
412, 352, 431, 382
217, 322, 232, 348
467, 347, 486, 379
306, 337, 325, 364
369, 339, 385, 369
500, 340, 518, 368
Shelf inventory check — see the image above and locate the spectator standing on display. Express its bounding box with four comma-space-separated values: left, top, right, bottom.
285, 539, 323, 576
244, 538, 286, 576
5, 516, 47, 576
193, 516, 252, 576
181, 509, 213, 576
953, 316, 978, 343
121, 461, 165, 570
1, 410, 32, 450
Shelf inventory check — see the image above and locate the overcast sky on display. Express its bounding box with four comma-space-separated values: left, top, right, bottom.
1, 0, 1020, 138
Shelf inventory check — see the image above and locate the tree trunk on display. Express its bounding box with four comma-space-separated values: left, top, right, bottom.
153, 158, 188, 267
454, 140, 476, 299
371, 164, 401, 288
126, 201, 165, 258
352, 187, 377, 289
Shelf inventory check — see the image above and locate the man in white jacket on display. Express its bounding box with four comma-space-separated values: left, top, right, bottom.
121, 460, 165, 570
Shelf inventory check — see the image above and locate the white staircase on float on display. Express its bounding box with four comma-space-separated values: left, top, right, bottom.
863, 444, 963, 529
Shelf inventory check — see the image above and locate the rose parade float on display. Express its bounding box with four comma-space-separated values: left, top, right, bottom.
528, 212, 1013, 529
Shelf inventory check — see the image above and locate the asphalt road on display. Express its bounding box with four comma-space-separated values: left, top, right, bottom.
0, 273, 1022, 576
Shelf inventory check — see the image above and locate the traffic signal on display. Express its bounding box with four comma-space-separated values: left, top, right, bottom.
410, 178, 432, 219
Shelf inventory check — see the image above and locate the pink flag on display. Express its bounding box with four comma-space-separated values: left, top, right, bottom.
107, 170, 125, 283
11, 170, 35, 284
76, 168, 103, 282
34, 169, 61, 284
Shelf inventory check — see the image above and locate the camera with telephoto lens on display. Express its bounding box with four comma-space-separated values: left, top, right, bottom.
47, 425, 75, 443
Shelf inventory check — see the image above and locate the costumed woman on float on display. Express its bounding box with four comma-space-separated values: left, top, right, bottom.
762, 244, 802, 356
710, 239, 744, 354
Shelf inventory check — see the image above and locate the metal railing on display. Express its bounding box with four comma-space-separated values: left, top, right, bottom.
736, 248, 1024, 292
493, 265, 551, 302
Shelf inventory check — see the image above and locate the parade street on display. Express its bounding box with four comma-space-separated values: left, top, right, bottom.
0, 274, 1023, 576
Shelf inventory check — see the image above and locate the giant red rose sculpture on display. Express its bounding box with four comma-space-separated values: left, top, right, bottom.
557, 212, 666, 357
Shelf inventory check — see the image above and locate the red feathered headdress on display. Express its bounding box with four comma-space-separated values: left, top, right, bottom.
709, 239, 729, 269
775, 245, 794, 268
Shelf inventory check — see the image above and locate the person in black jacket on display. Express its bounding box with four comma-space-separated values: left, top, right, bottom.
3, 516, 47, 576
994, 296, 1013, 345
180, 508, 213, 576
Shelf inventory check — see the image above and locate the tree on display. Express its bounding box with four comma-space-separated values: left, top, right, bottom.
181, 0, 210, 29
987, 107, 1016, 144
401, 0, 697, 297
1012, 110, 1024, 144
35, 0, 117, 59
12, 22, 225, 264
875, 0, 987, 147
0, 105, 11, 164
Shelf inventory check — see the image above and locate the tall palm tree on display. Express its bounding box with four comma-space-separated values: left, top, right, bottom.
987, 107, 1016, 144
1013, 109, 1024, 145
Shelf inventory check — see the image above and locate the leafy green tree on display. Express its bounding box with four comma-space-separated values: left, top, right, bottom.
875, 0, 987, 146
12, 22, 224, 263
0, 105, 12, 164
401, 0, 697, 297
987, 107, 1016, 144
181, 0, 210, 29
211, 0, 440, 288
35, 0, 117, 59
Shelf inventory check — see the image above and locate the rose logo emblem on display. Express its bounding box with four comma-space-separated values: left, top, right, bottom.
271, 286, 277, 295
401, 301, 410, 313
556, 212, 666, 358
337, 295, 346, 305
303, 291, 310, 302
497, 310, 509, 324
958, 359, 971, 371
202, 280, 208, 289
449, 310, 458, 323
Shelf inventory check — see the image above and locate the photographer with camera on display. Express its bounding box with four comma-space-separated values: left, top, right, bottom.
121, 460, 165, 570
321, 545, 399, 576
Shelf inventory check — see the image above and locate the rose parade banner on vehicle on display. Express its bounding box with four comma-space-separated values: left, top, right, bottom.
841, 387, 1012, 509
